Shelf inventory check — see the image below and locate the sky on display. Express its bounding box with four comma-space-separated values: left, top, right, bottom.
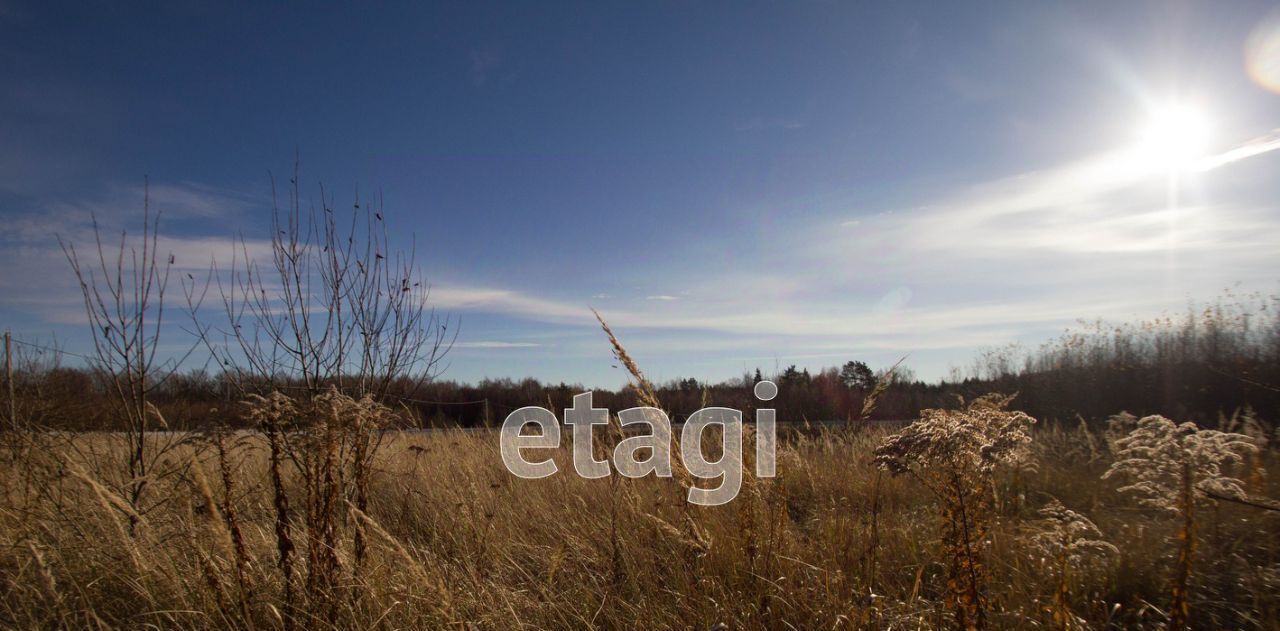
2, 0, 1279, 387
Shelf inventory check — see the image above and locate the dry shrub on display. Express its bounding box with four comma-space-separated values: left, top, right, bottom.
242, 386, 396, 627
1021, 500, 1118, 630
1103, 414, 1258, 630
874, 393, 1036, 631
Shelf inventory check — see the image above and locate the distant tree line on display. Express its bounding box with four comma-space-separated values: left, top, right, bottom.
8, 289, 1277, 431
950, 291, 1280, 425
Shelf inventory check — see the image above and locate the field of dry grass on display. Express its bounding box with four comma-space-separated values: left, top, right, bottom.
0, 408, 1275, 630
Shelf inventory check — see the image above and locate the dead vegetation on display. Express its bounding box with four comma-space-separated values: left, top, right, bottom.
0, 398, 1274, 630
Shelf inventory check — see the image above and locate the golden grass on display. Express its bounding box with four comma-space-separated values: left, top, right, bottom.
0, 421, 1275, 630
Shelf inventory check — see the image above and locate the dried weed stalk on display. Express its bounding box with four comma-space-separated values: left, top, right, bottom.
1022, 500, 1117, 630
242, 386, 394, 627
1102, 414, 1257, 630
874, 393, 1036, 631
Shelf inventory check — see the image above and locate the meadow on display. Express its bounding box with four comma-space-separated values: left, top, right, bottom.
0, 399, 1274, 630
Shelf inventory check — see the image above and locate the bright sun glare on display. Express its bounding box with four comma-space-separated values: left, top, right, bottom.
1132, 103, 1213, 172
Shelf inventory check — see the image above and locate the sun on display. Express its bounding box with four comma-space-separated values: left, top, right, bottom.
1131, 103, 1213, 172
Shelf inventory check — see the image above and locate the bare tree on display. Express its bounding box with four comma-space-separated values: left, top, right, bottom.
60, 182, 192, 516
186, 164, 454, 402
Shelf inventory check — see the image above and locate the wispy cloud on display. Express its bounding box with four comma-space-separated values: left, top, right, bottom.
875, 129, 1280, 256
429, 286, 593, 324
524, 128, 1280, 374
0, 182, 268, 326
1194, 129, 1280, 171
454, 341, 543, 349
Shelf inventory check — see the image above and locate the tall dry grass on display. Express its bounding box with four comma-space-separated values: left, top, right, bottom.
0, 320, 1275, 629
0, 410, 1275, 629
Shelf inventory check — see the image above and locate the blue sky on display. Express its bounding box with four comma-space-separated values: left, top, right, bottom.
2, 1, 1279, 387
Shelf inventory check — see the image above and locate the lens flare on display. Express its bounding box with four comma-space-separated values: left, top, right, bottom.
1246, 9, 1280, 94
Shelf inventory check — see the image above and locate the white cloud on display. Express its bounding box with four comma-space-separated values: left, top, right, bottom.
428, 286, 592, 324
454, 341, 543, 349
542, 128, 1280, 369
0, 182, 269, 326
857, 131, 1280, 260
